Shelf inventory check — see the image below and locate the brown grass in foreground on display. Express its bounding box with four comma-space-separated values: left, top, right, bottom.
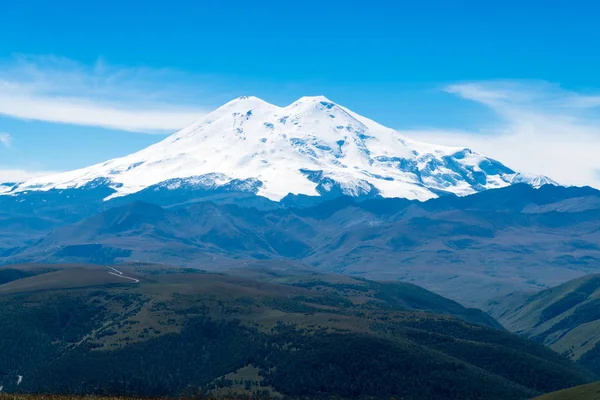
532, 381, 600, 399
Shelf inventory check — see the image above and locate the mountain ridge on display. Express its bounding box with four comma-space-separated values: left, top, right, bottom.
487, 273, 600, 376
1, 95, 556, 202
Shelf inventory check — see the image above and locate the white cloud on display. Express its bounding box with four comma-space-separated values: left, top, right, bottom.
0, 95, 204, 132
0, 55, 211, 133
402, 81, 600, 189
0, 133, 11, 148
0, 169, 55, 183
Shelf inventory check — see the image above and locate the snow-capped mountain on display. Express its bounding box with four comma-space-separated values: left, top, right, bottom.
4, 96, 556, 201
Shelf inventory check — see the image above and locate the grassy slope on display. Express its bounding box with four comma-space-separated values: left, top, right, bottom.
0, 263, 592, 399
487, 274, 600, 373
532, 381, 600, 400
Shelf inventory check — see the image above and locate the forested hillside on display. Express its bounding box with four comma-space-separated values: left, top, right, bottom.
0, 263, 591, 399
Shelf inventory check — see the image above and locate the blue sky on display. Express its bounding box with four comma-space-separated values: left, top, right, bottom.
1, 0, 600, 186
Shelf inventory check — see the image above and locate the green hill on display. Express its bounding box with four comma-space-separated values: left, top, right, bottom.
487, 274, 600, 375
0, 263, 592, 399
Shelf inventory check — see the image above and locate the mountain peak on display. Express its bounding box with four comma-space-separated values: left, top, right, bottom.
206, 96, 341, 119
293, 95, 334, 104
511, 172, 559, 188
213, 95, 274, 113
217, 95, 339, 113
287, 95, 339, 111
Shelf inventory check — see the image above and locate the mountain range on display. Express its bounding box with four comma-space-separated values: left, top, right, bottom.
2, 183, 600, 307
0, 97, 597, 304
0, 96, 584, 307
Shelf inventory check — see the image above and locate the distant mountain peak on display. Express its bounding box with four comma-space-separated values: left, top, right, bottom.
4, 96, 556, 201
510, 172, 559, 188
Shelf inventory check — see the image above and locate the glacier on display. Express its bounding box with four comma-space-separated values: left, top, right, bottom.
2, 95, 556, 201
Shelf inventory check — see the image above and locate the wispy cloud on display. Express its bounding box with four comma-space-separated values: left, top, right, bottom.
0, 168, 55, 183
0, 133, 11, 148
402, 81, 600, 189
0, 55, 213, 133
